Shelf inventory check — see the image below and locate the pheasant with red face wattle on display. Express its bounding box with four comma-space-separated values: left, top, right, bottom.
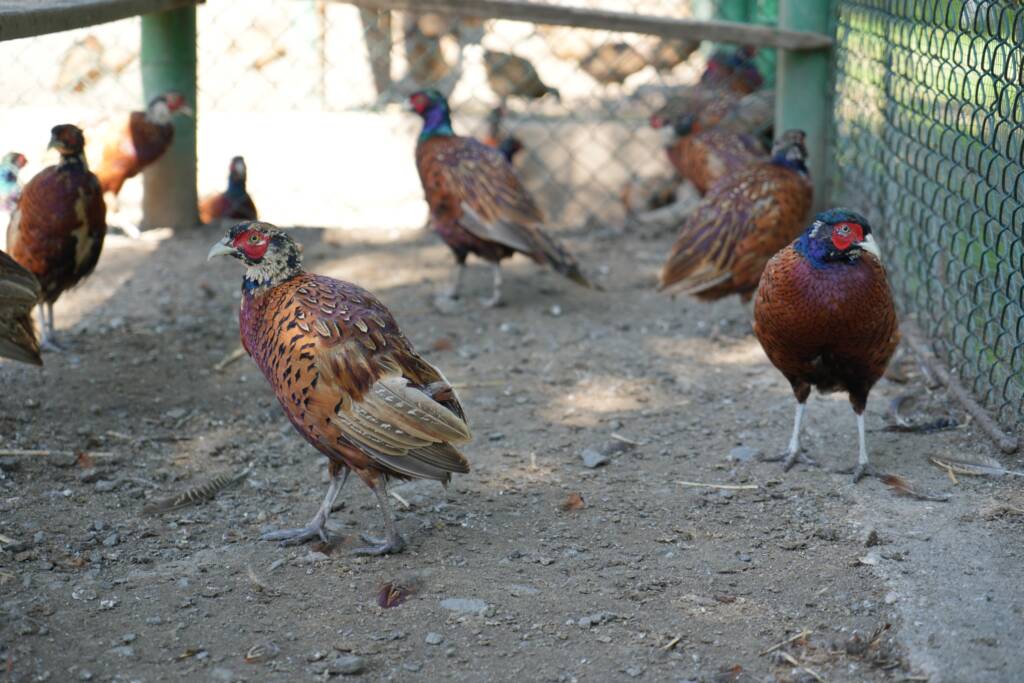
208, 222, 471, 555
411, 89, 594, 308
94, 91, 192, 198
658, 130, 812, 300
199, 156, 257, 224
6, 125, 106, 350
754, 209, 899, 482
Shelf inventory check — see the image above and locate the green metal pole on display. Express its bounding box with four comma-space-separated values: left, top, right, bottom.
714, 0, 753, 23
140, 6, 198, 229
775, 0, 831, 212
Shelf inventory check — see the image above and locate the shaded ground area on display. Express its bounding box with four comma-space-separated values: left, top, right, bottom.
0, 222, 1021, 682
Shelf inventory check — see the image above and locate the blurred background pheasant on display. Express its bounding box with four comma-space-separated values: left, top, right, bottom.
753, 209, 899, 482
93, 91, 191, 235
484, 49, 560, 105
0, 152, 27, 213
6, 125, 107, 350
410, 89, 595, 309
208, 222, 471, 555
658, 130, 812, 301
199, 156, 257, 225
0, 249, 42, 365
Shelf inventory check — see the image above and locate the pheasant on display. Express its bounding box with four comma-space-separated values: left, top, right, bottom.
753, 209, 899, 482
0, 249, 42, 365
208, 222, 471, 555
199, 156, 257, 224
94, 91, 192, 198
0, 152, 27, 212
653, 114, 766, 194
658, 130, 812, 301
411, 89, 594, 308
6, 125, 106, 350
700, 45, 763, 94
483, 50, 560, 104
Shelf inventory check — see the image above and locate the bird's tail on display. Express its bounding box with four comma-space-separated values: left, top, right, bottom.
532, 230, 600, 290
0, 314, 42, 366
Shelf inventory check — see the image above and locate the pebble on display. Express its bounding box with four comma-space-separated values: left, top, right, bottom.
94, 479, 119, 493
102, 533, 120, 547
165, 408, 187, 420
580, 448, 609, 469
624, 665, 644, 678
99, 597, 118, 610
727, 446, 760, 462
328, 655, 365, 675
884, 591, 900, 604
33, 531, 45, 544
440, 597, 489, 616
425, 632, 444, 645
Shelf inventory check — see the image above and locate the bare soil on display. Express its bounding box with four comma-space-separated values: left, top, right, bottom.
1, 222, 1022, 683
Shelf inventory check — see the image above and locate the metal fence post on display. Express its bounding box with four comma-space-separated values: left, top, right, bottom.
775, 0, 830, 212
140, 6, 198, 229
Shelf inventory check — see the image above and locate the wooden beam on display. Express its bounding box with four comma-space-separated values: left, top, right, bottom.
0, 0, 201, 42
335, 0, 832, 51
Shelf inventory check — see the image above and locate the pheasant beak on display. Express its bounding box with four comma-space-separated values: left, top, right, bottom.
858, 233, 881, 260
177, 104, 194, 117
207, 239, 235, 261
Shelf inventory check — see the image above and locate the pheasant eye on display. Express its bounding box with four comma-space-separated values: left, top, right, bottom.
248, 233, 260, 244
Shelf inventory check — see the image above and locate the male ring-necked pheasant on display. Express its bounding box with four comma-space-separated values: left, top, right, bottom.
208, 222, 471, 555
6, 125, 106, 350
658, 130, 812, 301
754, 209, 899, 482
411, 89, 594, 308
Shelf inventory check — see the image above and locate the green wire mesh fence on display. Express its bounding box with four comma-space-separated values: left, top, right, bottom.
830, 0, 1024, 429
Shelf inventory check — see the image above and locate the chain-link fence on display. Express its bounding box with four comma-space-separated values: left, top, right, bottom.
831, 0, 1024, 428
0, 0, 756, 230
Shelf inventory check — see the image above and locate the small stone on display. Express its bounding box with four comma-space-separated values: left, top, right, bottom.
440, 597, 489, 616
727, 446, 760, 462
209, 668, 235, 682
580, 448, 609, 469
102, 533, 120, 547
165, 408, 187, 420
78, 670, 93, 681
549, 304, 562, 317
488, 432, 505, 442
33, 531, 45, 544
884, 591, 899, 604
99, 597, 118, 610
403, 662, 422, 672
94, 479, 118, 493
507, 584, 540, 597
625, 665, 644, 678
425, 632, 444, 645
120, 633, 136, 643
328, 655, 365, 675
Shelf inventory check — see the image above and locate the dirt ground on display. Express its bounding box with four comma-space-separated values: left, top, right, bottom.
1, 220, 1022, 683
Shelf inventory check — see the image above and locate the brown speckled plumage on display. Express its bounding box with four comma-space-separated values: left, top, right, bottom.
659, 130, 812, 301
666, 129, 766, 194
0, 249, 42, 365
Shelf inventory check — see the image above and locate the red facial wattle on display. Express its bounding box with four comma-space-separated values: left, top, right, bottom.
830, 222, 864, 251
233, 230, 269, 261
410, 93, 429, 114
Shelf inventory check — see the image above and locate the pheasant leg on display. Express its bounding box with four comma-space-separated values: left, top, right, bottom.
353, 481, 406, 556
38, 303, 63, 352
261, 468, 348, 546
836, 413, 879, 483
761, 402, 818, 470
433, 263, 465, 313
480, 263, 503, 308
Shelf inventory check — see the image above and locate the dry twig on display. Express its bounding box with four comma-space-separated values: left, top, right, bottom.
676, 481, 759, 491
759, 629, 812, 656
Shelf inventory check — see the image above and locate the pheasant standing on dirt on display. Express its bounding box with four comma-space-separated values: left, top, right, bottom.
6, 125, 106, 350
754, 209, 899, 482
0, 152, 27, 212
0, 249, 42, 365
199, 156, 258, 224
411, 89, 595, 308
658, 130, 812, 301
208, 222, 472, 555
93, 91, 191, 233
